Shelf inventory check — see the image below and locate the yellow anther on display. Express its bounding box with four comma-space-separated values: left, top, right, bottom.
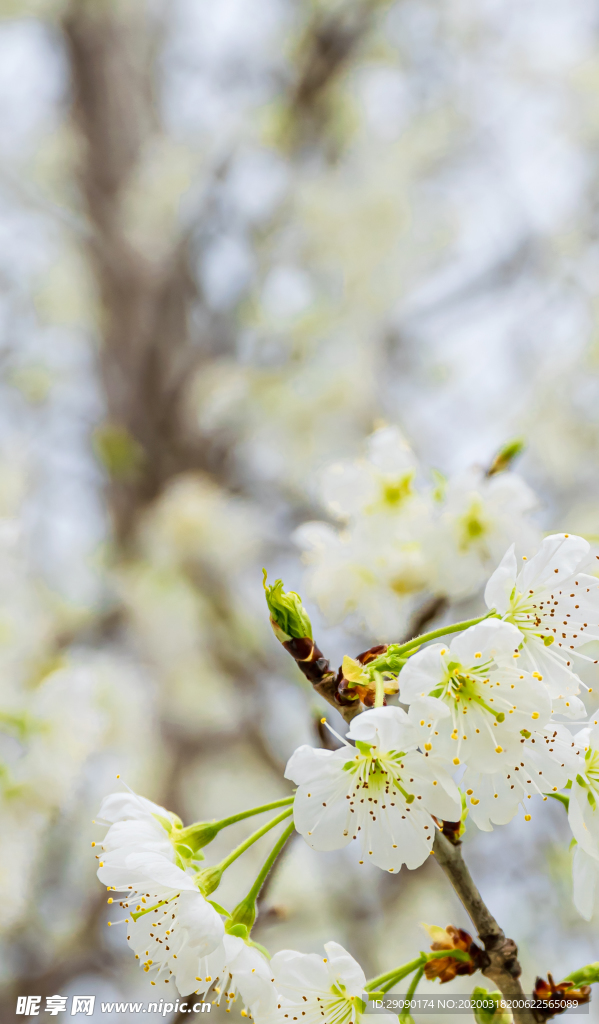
531, 712, 539, 720
453, 757, 460, 765
525, 814, 531, 821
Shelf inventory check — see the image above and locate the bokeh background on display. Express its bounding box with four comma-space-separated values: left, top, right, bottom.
1, 0, 599, 1020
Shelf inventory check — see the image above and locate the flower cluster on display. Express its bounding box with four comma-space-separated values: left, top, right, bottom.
295, 426, 539, 638
284, 533, 599, 920
94, 789, 396, 1023
94, 530, 599, 1018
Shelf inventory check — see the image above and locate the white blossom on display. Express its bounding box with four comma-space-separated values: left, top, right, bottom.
125, 888, 226, 992
460, 723, 581, 831
285, 706, 461, 872
485, 533, 599, 697
187, 933, 278, 1015
295, 426, 433, 638
268, 940, 396, 1024
95, 789, 224, 988
317, 426, 420, 522
399, 619, 552, 771
296, 518, 430, 638
430, 469, 540, 600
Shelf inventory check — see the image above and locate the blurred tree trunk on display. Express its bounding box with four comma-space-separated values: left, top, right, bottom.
63, 0, 212, 544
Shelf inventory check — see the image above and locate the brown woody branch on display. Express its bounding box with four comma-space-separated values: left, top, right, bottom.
280, 635, 363, 724
433, 830, 542, 1024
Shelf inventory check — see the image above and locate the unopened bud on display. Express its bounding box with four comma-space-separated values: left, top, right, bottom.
197, 865, 224, 897
227, 895, 257, 936
471, 986, 512, 1024
487, 438, 525, 477
176, 821, 221, 852
263, 571, 312, 642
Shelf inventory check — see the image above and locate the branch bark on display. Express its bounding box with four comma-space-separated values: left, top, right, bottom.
433, 830, 542, 1024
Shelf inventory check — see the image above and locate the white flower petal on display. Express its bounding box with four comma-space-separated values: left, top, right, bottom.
348, 705, 414, 753
573, 846, 599, 920
552, 695, 586, 720
399, 644, 446, 703
484, 544, 518, 614
98, 791, 172, 825
324, 940, 366, 997
519, 534, 590, 593
449, 619, 521, 666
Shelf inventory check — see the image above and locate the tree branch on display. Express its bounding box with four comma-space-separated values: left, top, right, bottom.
433, 831, 541, 1024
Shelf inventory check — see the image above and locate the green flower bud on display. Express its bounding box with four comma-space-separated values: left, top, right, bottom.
176, 821, 221, 851
471, 987, 512, 1024
263, 570, 312, 641
197, 865, 224, 896
226, 894, 257, 937
487, 438, 525, 477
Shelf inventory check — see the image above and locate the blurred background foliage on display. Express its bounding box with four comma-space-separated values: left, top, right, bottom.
1, 0, 599, 1020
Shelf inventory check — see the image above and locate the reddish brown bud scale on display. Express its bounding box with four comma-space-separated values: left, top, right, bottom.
424, 925, 487, 983
278, 634, 385, 718
533, 974, 591, 1018
356, 644, 389, 665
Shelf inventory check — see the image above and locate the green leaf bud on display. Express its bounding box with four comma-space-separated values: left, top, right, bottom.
263, 570, 312, 641
562, 962, 599, 987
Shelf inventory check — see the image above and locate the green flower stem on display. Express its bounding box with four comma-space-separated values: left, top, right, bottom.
399, 966, 424, 1023
391, 611, 497, 659
365, 950, 472, 994
176, 796, 294, 850
245, 819, 296, 904
226, 820, 296, 938
215, 796, 295, 827
217, 807, 293, 875
374, 671, 385, 709
366, 956, 423, 992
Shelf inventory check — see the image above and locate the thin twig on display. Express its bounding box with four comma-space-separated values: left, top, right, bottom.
433, 831, 541, 1024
